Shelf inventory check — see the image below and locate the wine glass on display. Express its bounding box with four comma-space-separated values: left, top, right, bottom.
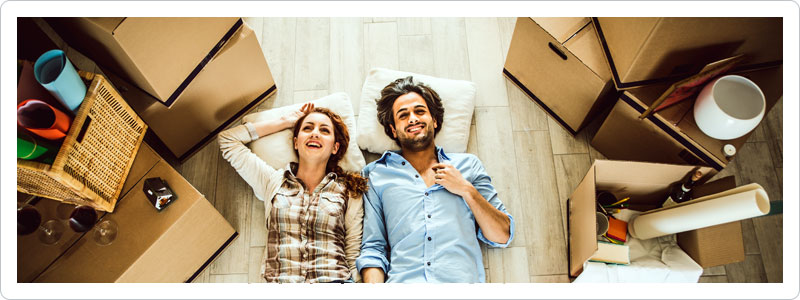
68, 205, 117, 246
17, 203, 64, 246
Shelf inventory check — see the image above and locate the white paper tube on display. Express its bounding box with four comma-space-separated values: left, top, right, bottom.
629, 183, 770, 240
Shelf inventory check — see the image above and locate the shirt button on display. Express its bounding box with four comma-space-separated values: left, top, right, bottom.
402, 162, 406, 165
415, 174, 419, 178
428, 237, 432, 241
427, 214, 431, 218
427, 262, 431, 266
424, 192, 428, 196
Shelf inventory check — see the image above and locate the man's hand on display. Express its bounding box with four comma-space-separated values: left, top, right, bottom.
432, 163, 474, 197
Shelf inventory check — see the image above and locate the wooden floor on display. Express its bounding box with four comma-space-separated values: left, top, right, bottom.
173, 18, 783, 283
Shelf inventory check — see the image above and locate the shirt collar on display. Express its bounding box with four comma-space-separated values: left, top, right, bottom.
283, 162, 338, 192
376, 146, 451, 164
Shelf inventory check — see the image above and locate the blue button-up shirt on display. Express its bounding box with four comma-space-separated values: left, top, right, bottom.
356, 147, 515, 283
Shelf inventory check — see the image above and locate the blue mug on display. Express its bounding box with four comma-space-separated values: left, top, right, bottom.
34, 49, 86, 112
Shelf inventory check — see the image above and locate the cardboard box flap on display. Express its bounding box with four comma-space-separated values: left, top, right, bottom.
564, 22, 611, 81
595, 17, 782, 89
113, 17, 241, 103
594, 160, 714, 207
568, 163, 597, 277
531, 17, 589, 43
84, 17, 125, 34
505, 17, 606, 132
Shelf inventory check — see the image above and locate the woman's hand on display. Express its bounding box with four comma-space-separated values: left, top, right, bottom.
279, 103, 315, 129
432, 163, 474, 198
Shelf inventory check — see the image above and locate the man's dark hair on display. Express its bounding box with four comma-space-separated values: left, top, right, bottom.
376, 76, 444, 144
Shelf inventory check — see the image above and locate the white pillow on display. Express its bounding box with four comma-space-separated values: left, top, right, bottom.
241, 92, 366, 173
357, 68, 477, 154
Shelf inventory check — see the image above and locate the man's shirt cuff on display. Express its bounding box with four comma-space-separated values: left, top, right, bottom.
477, 213, 515, 248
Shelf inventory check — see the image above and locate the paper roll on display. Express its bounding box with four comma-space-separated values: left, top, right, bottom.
629, 183, 770, 240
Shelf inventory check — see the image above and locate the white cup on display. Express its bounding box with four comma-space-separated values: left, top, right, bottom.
693, 75, 765, 140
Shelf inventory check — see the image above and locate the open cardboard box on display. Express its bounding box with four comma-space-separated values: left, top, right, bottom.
34, 143, 237, 282
592, 17, 782, 90
591, 65, 782, 170
504, 17, 616, 134
567, 160, 744, 278
45, 17, 241, 107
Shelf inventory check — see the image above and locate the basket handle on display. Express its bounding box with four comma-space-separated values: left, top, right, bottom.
77, 70, 97, 82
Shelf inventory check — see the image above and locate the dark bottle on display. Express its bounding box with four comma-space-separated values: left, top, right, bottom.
662, 170, 703, 208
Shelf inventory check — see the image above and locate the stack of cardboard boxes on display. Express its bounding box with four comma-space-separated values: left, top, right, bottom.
46, 17, 277, 161
504, 17, 782, 279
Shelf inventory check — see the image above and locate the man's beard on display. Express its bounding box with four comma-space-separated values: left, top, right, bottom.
397, 123, 435, 152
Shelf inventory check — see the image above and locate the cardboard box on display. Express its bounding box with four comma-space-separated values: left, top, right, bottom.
567, 160, 742, 277
504, 17, 616, 134
676, 176, 745, 268
45, 17, 241, 106
34, 158, 237, 283
593, 17, 782, 89
18, 143, 160, 283
106, 21, 276, 161
591, 66, 782, 171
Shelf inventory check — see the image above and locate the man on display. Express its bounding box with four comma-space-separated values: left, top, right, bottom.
356, 76, 515, 283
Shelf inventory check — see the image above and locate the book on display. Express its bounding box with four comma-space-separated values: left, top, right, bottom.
589, 241, 630, 265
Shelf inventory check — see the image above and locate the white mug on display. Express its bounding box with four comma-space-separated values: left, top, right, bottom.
693, 75, 765, 140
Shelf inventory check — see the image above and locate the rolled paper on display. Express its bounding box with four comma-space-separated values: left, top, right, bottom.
17, 99, 72, 140
18, 130, 56, 164
34, 49, 86, 112
628, 183, 770, 240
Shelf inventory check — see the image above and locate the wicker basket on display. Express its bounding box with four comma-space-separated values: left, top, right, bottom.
17, 71, 147, 212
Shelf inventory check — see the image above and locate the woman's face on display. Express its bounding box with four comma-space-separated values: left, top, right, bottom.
294, 112, 340, 164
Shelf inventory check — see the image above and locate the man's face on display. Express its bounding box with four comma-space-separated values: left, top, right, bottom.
390, 92, 437, 151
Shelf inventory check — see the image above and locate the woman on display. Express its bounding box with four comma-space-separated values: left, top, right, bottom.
219, 103, 367, 283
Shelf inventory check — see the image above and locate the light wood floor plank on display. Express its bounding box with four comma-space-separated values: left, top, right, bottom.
261, 18, 297, 109
178, 138, 220, 205
294, 18, 330, 91
486, 248, 505, 283
364, 22, 399, 72
372, 17, 397, 23
431, 18, 471, 80
330, 18, 365, 112
398, 35, 435, 75
497, 17, 517, 61
553, 154, 593, 244
548, 118, 589, 155
507, 79, 549, 131
530, 275, 570, 283
513, 130, 568, 276
740, 219, 761, 255
398, 18, 431, 35
724, 254, 767, 283
209, 274, 248, 283
699, 275, 728, 283
753, 214, 783, 282
293, 90, 330, 104
501, 247, 531, 283
250, 198, 266, 248
465, 18, 509, 107
467, 124, 479, 156
475, 107, 525, 247
764, 98, 782, 166
703, 265, 727, 276
210, 151, 253, 275
249, 246, 267, 283
733, 142, 781, 202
